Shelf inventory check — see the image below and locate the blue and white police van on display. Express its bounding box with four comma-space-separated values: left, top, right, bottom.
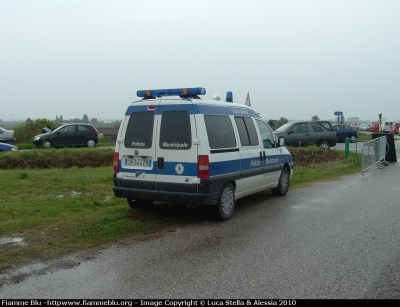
113, 87, 293, 221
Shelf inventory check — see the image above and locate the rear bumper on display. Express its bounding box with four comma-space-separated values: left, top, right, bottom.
113, 186, 220, 206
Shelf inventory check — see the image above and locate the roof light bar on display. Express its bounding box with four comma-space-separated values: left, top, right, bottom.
137, 87, 206, 99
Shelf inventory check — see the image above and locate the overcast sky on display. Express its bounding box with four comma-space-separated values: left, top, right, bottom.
1, 0, 399, 123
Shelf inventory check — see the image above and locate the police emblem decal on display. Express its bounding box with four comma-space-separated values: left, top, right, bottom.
175, 163, 184, 174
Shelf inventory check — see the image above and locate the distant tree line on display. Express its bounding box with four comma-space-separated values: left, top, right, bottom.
55, 114, 98, 124
267, 117, 289, 130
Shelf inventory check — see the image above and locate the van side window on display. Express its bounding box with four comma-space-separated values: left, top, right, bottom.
204, 115, 236, 149
255, 120, 275, 149
160, 111, 191, 150
235, 117, 259, 146
124, 111, 154, 148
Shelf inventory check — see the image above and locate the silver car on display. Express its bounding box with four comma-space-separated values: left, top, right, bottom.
275, 120, 337, 148
0, 127, 16, 145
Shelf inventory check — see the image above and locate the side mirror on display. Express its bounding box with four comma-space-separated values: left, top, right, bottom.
278, 137, 285, 147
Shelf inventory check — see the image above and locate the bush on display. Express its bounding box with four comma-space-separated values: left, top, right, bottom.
14, 119, 59, 144
0, 148, 114, 169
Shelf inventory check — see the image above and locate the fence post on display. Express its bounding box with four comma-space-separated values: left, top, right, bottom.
345, 137, 350, 158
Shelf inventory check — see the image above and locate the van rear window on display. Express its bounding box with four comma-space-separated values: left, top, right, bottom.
124, 111, 154, 148
159, 111, 191, 150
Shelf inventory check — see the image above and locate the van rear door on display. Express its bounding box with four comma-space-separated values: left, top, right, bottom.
154, 101, 199, 192
117, 101, 158, 189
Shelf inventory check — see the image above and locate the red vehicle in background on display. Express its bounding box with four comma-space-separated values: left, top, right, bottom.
390, 123, 400, 134
366, 123, 375, 132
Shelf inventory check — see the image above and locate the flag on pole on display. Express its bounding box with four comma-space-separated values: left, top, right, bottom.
245, 92, 251, 107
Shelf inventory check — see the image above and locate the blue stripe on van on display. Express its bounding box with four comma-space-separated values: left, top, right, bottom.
118, 154, 292, 176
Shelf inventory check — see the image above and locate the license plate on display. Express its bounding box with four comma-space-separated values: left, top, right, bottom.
125, 158, 150, 167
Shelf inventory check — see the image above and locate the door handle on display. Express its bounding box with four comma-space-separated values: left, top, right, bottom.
157, 157, 164, 170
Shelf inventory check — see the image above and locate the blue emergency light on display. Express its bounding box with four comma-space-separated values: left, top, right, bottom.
137, 87, 206, 99
226, 91, 233, 102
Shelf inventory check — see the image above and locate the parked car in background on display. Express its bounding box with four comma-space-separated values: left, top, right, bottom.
333, 124, 358, 142
275, 120, 337, 148
390, 123, 400, 135
0, 142, 18, 152
0, 127, 16, 145
33, 123, 99, 149
358, 123, 369, 131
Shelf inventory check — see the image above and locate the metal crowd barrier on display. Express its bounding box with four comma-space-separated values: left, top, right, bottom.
361, 136, 388, 175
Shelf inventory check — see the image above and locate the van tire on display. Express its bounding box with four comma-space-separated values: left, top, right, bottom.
127, 198, 153, 208
272, 167, 290, 196
214, 183, 235, 221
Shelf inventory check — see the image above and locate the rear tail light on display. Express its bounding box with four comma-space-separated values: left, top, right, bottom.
90, 124, 98, 133
114, 152, 119, 173
197, 155, 210, 179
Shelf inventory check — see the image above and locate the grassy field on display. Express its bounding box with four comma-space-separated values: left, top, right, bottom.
0, 145, 363, 280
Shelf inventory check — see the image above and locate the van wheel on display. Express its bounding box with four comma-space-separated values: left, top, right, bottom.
214, 183, 235, 221
272, 167, 290, 196
127, 198, 153, 208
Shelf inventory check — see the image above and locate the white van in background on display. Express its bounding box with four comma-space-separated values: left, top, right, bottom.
379, 120, 393, 133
